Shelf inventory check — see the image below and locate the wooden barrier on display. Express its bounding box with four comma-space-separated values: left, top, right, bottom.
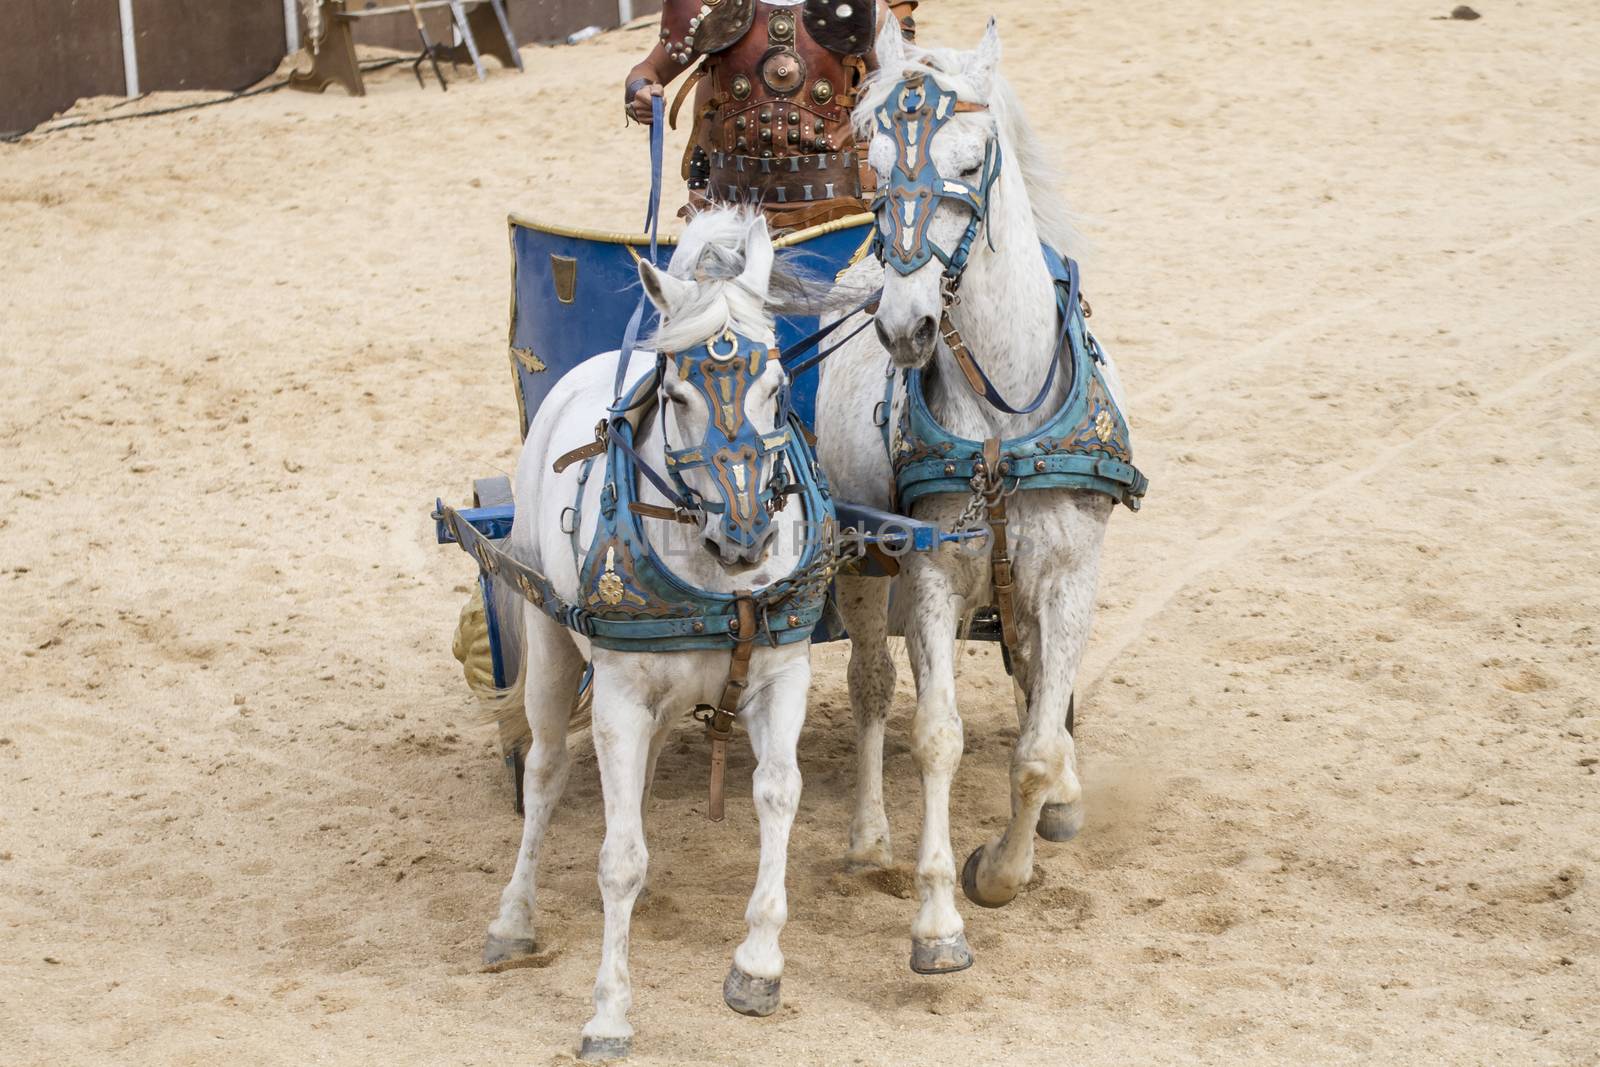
0, 0, 665, 137
287, 0, 522, 97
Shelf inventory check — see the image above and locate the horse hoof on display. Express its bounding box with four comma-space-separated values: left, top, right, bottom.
1036, 801, 1084, 842
482, 934, 536, 966
578, 1035, 632, 1061
961, 847, 1017, 909
910, 932, 973, 974
723, 965, 782, 1017
844, 842, 892, 871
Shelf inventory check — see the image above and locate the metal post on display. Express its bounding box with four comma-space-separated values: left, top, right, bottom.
284, 0, 302, 54
117, 0, 140, 97
618, 1, 635, 24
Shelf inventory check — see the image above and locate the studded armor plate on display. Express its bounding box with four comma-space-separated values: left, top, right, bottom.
708, 2, 862, 216
802, 0, 877, 56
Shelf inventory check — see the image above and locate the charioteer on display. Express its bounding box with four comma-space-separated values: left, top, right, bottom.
623, 0, 920, 231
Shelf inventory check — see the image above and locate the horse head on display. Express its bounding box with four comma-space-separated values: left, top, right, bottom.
638, 213, 795, 567
865, 20, 1005, 368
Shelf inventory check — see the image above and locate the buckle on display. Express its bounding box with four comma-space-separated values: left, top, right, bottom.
872, 400, 890, 427
559, 507, 579, 534
940, 272, 962, 308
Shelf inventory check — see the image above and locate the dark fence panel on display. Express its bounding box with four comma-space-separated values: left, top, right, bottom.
350, 0, 662, 51
1, 0, 666, 136
131, 0, 287, 92
1, 0, 127, 136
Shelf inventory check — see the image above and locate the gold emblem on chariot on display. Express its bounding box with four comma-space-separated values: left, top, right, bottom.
512, 347, 546, 373
1094, 409, 1114, 443
597, 547, 626, 606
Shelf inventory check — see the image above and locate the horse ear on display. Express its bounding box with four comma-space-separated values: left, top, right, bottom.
875, 14, 907, 71
967, 18, 1002, 94
639, 260, 693, 315
738, 216, 774, 297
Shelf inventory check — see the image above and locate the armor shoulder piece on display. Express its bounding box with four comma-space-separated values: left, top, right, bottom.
697, 0, 757, 55
660, 0, 754, 62
803, 0, 876, 56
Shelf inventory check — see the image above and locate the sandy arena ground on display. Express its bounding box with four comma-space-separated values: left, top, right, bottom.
2, 1, 1597, 1063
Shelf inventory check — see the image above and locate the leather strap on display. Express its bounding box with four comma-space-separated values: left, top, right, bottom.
704, 593, 758, 822
668, 64, 706, 130
627, 501, 696, 524
779, 287, 882, 379
935, 254, 1078, 417
553, 420, 608, 474
941, 312, 992, 399
982, 437, 1018, 656
863, 541, 901, 577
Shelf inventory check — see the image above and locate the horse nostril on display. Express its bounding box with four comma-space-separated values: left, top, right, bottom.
874, 318, 894, 352
913, 316, 936, 353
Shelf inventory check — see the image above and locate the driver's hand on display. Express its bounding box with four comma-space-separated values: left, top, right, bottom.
627, 81, 664, 123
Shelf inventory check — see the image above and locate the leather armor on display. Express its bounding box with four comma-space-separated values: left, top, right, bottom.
660, 0, 888, 230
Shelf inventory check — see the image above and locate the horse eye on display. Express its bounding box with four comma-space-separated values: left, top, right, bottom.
959, 162, 982, 177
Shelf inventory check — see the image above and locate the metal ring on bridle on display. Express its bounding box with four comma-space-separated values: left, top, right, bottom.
708, 329, 739, 360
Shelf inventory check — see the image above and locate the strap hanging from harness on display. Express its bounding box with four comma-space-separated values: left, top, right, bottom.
939, 254, 1088, 416
695, 593, 758, 822
979, 438, 1019, 654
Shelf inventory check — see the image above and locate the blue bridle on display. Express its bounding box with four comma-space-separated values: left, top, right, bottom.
659, 329, 796, 550
868, 72, 1086, 418
870, 74, 1003, 288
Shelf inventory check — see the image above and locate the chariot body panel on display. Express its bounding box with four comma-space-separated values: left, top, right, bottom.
506, 212, 875, 434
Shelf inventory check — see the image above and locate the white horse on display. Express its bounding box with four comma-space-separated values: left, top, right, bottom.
483, 208, 832, 1060
815, 22, 1136, 972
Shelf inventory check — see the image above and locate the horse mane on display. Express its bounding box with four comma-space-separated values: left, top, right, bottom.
853, 44, 1079, 255
646, 205, 870, 354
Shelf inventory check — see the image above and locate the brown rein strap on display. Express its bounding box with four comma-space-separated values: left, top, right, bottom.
553, 420, 608, 474
940, 310, 992, 400
981, 437, 1019, 655
627, 501, 697, 524
701, 593, 758, 822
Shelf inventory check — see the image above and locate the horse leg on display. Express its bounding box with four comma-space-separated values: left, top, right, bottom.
1035, 692, 1083, 842
835, 574, 896, 870
724, 657, 808, 1017
903, 561, 973, 974
484, 608, 583, 964
641, 714, 671, 824
578, 674, 653, 1062
1007, 639, 1081, 843
962, 565, 1098, 909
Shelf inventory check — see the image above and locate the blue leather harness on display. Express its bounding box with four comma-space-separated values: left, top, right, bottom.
883, 244, 1148, 513
441, 331, 835, 656
570, 335, 836, 654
